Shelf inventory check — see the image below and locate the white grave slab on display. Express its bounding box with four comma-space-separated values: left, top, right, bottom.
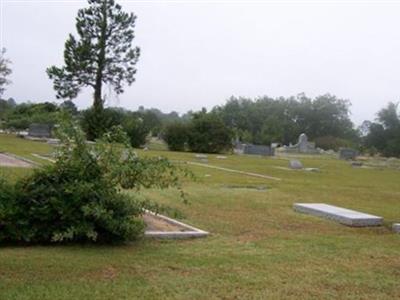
393, 223, 400, 233
293, 203, 383, 227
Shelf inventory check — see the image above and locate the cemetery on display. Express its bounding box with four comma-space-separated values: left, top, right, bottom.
0, 132, 399, 299
1, 0, 399, 298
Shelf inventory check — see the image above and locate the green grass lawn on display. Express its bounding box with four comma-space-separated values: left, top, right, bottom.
0, 134, 399, 299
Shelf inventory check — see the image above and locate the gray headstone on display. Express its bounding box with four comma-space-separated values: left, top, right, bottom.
298, 133, 309, 153
351, 161, 363, 167
339, 148, 358, 160
393, 223, 400, 233
28, 123, 52, 138
242, 144, 275, 156
289, 159, 303, 169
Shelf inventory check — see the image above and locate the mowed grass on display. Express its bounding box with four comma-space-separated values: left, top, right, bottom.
0, 133, 53, 164
0, 135, 400, 299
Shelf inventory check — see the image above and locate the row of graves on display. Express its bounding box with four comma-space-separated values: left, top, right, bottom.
233, 133, 358, 160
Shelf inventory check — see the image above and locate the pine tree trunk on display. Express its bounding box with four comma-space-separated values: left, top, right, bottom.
90, 0, 108, 139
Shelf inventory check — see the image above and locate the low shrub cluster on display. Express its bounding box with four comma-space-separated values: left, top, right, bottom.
164, 112, 233, 154
0, 116, 187, 243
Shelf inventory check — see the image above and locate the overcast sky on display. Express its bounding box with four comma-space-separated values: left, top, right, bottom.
1, 0, 400, 125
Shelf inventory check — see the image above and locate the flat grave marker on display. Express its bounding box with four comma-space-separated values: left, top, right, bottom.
293, 203, 383, 227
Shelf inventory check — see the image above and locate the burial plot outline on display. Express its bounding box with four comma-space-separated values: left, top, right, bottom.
144, 210, 209, 239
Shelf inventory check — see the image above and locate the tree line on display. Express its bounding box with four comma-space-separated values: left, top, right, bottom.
1, 94, 399, 157
0, 0, 399, 157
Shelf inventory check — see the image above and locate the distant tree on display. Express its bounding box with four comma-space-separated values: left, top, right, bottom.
0, 48, 12, 97
3, 102, 59, 130
364, 102, 400, 157
138, 110, 162, 136
214, 94, 358, 146
164, 122, 188, 151
377, 102, 400, 129
60, 100, 78, 115
81, 107, 124, 140
187, 111, 233, 154
122, 113, 149, 147
47, 0, 140, 138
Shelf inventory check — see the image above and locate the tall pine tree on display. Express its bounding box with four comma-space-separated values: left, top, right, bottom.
47, 0, 140, 138
0, 48, 12, 97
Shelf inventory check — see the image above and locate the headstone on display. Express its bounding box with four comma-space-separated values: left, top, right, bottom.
195, 154, 208, 159
284, 133, 318, 154
393, 223, 400, 233
298, 133, 309, 153
339, 148, 358, 160
242, 144, 275, 156
351, 161, 363, 167
216, 155, 227, 159
289, 159, 303, 169
294, 203, 383, 227
28, 123, 52, 138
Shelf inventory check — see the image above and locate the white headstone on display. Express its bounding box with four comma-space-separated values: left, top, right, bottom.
289, 159, 303, 169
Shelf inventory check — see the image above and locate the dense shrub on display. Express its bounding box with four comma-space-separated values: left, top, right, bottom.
0, 116, 187, 243
187, 112, 233, 154
314, 135, 355, 151
122, 113, 149, 147
81, 108, 149, 147
0, 162, 144, 243
164, 122, 188, 151
81, 107, 120, 141
363, 103, 400, 157
2, 102, 59, 130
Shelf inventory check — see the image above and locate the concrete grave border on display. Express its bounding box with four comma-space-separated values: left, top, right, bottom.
144, 210, 209, 239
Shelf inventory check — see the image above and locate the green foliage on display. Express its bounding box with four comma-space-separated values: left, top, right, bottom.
122, 114, 149, 148
81, 107, 149, 146
60, 100, 78, 115
163, 111, 232, 153
2, 102, 59, 130
364, 102, 400, 157
47, 0, 140, 116
0, 98, 16, 121
314, 136, 355, 151
187, 111, 233, 154
0, 48, 12, 97
164, 122, 188, 151
81, 107, 121, 140
0, 115, 188, 243
213, 94, 358, 145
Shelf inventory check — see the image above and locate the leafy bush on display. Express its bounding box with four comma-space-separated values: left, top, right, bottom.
122, 113, 149, 148
2, 102, 59, 130
80, 107, 120, 141
314, 135, 355, 151
0, 115, 188, 243
81, 108, 149, 147
187, 112, 233, 154
164, 122, 189, 151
